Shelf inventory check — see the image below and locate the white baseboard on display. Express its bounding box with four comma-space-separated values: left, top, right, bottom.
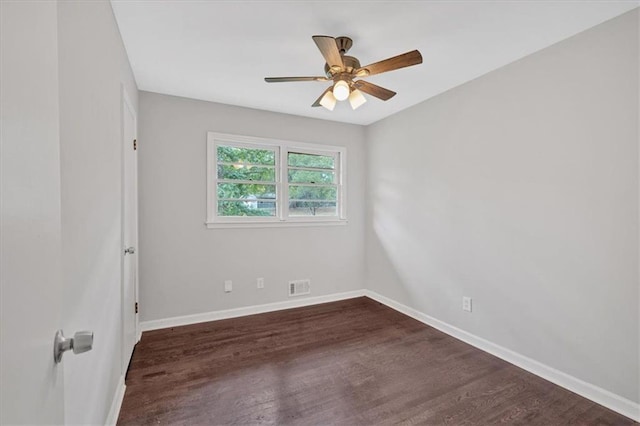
140, 289, 366, 332
104, 375, 126, 426
363, 289, 640, 422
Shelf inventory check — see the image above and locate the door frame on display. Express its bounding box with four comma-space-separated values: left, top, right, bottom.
120, 85, 139, 377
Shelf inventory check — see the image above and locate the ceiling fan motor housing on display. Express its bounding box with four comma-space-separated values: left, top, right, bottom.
323, 36, 359, 77
324, 56, 361, 77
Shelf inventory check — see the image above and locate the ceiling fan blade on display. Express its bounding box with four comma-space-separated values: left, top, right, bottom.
265, 76, 328, 83
312, 35, 344, 69
353, 80, 396, 101
312, 87, 333, 107
356, 50, 422, 77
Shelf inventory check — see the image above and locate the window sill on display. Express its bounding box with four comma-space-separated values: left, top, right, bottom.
205, 220, 348, 229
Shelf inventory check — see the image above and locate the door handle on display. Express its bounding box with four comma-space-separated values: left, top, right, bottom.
124, 246, 135, 255
54, 330, 93, 363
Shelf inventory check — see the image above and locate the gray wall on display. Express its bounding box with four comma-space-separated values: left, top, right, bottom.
366, 9, 639, 403
57, 1, 138, 423
138, 92, 366, 322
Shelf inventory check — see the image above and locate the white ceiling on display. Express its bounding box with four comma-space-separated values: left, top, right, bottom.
111, 1, 638, 126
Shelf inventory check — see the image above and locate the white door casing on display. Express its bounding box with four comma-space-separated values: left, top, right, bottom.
122, 87, 139, 374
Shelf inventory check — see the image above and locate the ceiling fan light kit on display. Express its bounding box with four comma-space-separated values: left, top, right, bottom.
265, 35, 422, 112
319, 90, 337, 111
333, 79, 350, 101
348, 89, 367, 110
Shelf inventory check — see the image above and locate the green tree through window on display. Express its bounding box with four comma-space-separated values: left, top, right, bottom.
216, 145, 276, 217
288, 152, 337, 217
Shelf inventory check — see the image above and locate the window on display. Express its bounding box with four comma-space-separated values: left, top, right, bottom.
215, 143, 278, 218
207, 132, 346, 227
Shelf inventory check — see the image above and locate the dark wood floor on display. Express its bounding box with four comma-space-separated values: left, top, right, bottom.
118, 297, 636, 425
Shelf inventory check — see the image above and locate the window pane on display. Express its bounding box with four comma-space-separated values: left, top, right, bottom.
217, 183, 276, 199
288, 201, 337, 217
217, 145, 275, 165
288, 185, 336, 201
218, 201, 276, 217
218, 165, 275, 181
288, 152, 334, 169
288, 169, 334, 184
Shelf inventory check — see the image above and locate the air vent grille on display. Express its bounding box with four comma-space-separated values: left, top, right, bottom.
289, 279, 310, 297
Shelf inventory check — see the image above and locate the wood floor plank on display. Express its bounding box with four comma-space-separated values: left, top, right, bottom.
118, 297, 636, 425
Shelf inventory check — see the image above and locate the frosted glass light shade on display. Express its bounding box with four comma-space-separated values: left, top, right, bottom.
333, 80, 350, 101
348, 89, 367, 110
319, 90, 337, 111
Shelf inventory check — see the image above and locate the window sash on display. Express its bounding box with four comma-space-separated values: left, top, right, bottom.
287, 165, 335, 172
284, 150, 340, 219
217, 161, 276, 167
217, 179, 277, 186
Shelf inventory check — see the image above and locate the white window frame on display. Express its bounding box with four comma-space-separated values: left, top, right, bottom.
206, 132, 347, 228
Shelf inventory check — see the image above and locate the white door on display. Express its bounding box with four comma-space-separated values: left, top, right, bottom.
0, 1, 65, 423
122, 90, 138, 373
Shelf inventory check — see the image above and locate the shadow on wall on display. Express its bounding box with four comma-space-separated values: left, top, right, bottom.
366, 178, 595, 373
367, 168, 460, 314
368, 205, 464, 316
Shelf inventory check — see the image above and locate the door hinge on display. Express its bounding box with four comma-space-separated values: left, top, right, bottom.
135, 302, 138, 314
133, 139, 137, 151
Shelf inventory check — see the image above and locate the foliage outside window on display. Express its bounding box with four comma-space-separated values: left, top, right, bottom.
216, 145, 277, 217
207, 133, 346, 227
287, 152, 337, 217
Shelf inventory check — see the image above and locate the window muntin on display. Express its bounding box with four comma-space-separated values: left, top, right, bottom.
207, 133, 346, 226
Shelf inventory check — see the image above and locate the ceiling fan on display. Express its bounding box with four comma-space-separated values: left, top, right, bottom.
264, 35, 423, 111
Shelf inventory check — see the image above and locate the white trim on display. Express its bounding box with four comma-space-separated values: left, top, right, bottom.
278, 142, 287, 219
140, 290, 365, 332
205, 219, 347, 229
120, 85, 140, 365
104, 375, 126, 426
363, 290, 640, 422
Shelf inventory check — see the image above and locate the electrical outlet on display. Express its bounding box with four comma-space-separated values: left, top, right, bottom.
224, 280, 232, 293
257, 277, 264, 289
462, 296, 472, 312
